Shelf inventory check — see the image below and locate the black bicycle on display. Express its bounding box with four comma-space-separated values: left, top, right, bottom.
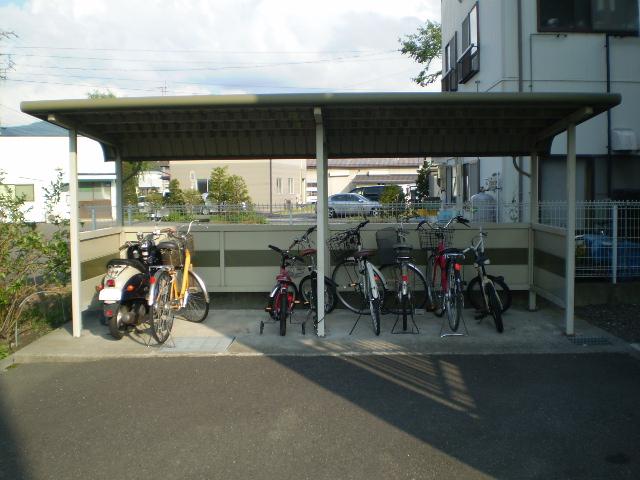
463, 225, 512, 333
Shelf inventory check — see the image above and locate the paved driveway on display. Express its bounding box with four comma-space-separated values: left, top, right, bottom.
1, 354, 639, 480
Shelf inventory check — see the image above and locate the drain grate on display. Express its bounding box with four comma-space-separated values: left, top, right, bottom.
160, 336, 235, 353
568, 336, 612, 346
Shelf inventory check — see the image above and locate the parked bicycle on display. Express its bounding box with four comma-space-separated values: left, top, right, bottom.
418, 215, 469, 332
376, 215, 427, 333
464, 226, 512, 333
330, 219, 386, 335
295, 226, 338, 335
148, 221, 210, 343
262, 226, 337, 336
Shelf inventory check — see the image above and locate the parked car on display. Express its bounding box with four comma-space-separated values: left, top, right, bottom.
349, 185, 387, 202
324, 193, 381, 218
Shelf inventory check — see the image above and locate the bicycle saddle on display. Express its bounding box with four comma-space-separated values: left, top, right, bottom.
352, 249, 375, 259
300, 248, 317, 257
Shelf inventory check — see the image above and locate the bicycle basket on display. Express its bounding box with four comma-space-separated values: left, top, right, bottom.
288, 257, 307, 277
328, 232, 358, 263
375, 227, 399, 265
158, 233, 194, 268
418, 227, 454, 251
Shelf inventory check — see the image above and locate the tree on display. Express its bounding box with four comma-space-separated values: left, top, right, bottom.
183, 189, 204, 206
208, 167, 251, 205
415, 159, 433, 201
398, 20, 442, 86
379, 185, 405, 204
166, 179, 184, 205
0, 172, 70, 340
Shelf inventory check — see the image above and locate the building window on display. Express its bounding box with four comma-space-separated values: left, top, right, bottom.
197, 179, 208, 194
0, 184, 35, 202
442, 34, 458, 92
288, 177, 294, 194
538, 0, 638, 35
458, 3, 480, 83
78, 181, 111, 201
276, 177, 282, 194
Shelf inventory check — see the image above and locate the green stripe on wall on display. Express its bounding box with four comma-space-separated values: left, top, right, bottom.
534, 249, 565, 277
192, 250, 220, 267
224, 248, 530, 268
81, 253, 118, 281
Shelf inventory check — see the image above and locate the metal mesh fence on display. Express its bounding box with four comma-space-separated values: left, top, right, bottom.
539, 201, 640, 280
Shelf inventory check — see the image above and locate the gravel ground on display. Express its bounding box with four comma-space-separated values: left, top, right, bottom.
576, 303, 640, 343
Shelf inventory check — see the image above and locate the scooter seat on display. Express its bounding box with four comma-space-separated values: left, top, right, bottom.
106, 258, 147, 272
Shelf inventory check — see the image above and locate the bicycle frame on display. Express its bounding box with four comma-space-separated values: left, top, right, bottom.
466, 227, 502, 311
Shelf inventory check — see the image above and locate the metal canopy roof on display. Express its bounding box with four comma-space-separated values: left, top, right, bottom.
20, 92, 620, 162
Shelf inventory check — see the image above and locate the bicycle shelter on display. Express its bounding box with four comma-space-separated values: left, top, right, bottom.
21, 92, 620, 338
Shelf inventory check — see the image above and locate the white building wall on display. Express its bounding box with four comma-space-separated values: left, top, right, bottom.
441, 0, 640, 209
0, 136, 115, 222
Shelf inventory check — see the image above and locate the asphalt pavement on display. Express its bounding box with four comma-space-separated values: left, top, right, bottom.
1, 353, 639, 480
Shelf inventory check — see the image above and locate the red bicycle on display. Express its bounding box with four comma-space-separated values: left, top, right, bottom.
418, 215, 470, 332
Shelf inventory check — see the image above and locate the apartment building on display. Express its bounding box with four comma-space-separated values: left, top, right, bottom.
440, 0, 640, 216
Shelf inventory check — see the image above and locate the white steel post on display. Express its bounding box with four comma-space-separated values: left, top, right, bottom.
115, 155, 123, 226
315, 107, 328, 337
69, 129, 83, 337
528, 152, 538, 311
455, 158, 464, 213
565, 124, 576, 335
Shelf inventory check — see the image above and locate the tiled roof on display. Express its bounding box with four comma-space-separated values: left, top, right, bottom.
307, 157, 426, 169
0, 121, 67, 137
352, 174, 418, 185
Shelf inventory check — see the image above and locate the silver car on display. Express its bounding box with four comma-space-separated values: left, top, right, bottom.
327, 193, 381, 218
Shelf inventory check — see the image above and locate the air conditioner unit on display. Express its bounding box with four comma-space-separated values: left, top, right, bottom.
611, 128, 638, 151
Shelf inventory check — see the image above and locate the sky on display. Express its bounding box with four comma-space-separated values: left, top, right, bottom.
0, 0, 441, 127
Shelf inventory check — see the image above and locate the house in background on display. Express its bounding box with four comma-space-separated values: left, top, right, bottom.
137, 161, 171, 197
305, 157, 432, 202
170, 159, 307, 206
440, 0, 640, 218
0, 121, 116, 222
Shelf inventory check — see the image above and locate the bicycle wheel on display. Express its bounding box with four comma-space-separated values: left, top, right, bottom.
467, 275, 512, 313
332, 259, 367, 314
379, 263, 427, 314
365, 271, 381, 335
486, 281, 504, 333
426, 255, 444, 317
445, 263, 463, 332
150, 271, 174, 344
278, 289, 288, 336
106, 304, 126, 340
299, 275, 337, 313
179, 270, 210, 323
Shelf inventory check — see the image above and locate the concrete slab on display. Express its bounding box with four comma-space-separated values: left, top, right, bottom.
7, 304, 634, 365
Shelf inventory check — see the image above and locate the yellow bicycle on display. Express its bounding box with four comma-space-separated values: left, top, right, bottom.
148, 221, 210, 343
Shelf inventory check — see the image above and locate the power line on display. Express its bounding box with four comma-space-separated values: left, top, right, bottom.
8, 51, 399, 72
11, 45, 389, 55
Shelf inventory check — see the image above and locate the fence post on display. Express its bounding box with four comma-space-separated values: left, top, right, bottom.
288, 202, 293, 225
127, 206, 132, 225
612, 204, 618, 285
91, 207, 97, 231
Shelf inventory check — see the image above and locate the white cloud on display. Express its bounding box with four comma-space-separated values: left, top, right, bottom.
0, 0, 441, 126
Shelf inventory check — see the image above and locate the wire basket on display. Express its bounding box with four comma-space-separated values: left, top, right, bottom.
418, 227, 454, 251
328, 232, 358, 263
375, 228, 400, 265
288, 257, 308, 277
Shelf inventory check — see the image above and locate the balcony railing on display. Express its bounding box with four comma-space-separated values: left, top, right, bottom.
441, 68, 458, 92
457, 45, 479, 84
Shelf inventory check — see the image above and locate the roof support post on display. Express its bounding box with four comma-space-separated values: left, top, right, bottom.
455, 158, 464, 213
528, 151, 538, 311
565, 124, 576, 335
115, 154, 123, 226
69, 129, 82, 337
314, 107, 328, 337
